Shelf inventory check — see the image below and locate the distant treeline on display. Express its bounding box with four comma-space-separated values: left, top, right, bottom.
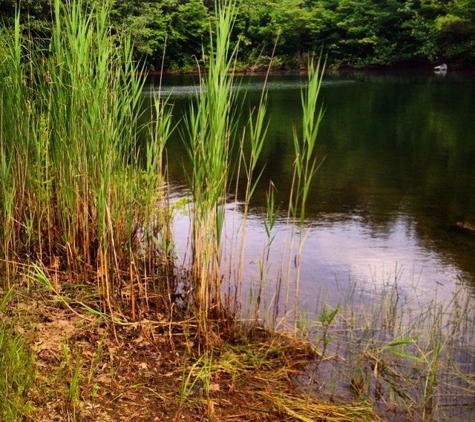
1, 0, 474, 70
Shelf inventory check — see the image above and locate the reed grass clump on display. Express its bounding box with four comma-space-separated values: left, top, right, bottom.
182, 1, 274, 335
183, 1, 238, 323
0, 0, 173, 319
181, 2, 327, 343
283, 58, 325, 326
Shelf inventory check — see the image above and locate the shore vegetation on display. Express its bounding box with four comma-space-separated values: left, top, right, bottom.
0, 0, 474, 70
0, 1, 474, 421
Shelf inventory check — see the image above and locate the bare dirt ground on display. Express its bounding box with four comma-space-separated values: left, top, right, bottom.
7, 285, 377, 422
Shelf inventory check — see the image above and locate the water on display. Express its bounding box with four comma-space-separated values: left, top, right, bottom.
145, 70, 475, 310
144, 70, 475, 421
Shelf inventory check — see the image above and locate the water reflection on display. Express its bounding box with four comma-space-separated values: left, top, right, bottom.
146, 71, 475, 308
148, 71, 475, 421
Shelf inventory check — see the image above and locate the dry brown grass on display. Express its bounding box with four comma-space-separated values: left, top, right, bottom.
4, 282, 378, 422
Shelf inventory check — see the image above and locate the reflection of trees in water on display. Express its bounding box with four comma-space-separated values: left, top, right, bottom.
256, 74, 475, 284
413, 214, 475, 287
144, 73, 475, 285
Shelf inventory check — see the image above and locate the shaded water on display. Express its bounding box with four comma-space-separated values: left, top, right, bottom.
146, 70, 475, 309
144, 70, 475, 421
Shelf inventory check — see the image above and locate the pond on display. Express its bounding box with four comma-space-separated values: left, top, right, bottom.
141, 69, 475, 420
144, 70, 475, 315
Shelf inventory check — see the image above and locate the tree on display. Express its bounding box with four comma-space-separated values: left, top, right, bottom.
433, 0, 475, 64
0, 0, 53, 35
162, 0, 210, 70
111, 1, 166, 61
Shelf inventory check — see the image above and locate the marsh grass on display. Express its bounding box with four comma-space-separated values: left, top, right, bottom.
2, 1, 474, 420
0, 289, 34, 421
0, 0, 173, 320
183, 2, 237, 324
277, 58, 325, 329
296, 279, 475, 421
180, 2, 326, 345
181, 1, 276, 341
0, 0, 326, 339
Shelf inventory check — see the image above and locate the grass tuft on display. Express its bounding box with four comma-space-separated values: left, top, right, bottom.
0, 289, 34, 421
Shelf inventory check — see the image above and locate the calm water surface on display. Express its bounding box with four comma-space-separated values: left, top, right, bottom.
145, 70, 475, 310
146, 70, 475, 420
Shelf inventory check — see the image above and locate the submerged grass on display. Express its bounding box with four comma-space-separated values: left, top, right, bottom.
296, 279, 475, 421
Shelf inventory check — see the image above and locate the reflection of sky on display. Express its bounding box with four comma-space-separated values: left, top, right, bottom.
297, 216, 460, 303
168, 201, 475, 422
161, 71, 475, 320
171, 192, 464, 318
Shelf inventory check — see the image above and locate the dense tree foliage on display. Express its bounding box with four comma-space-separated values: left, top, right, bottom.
1, 0, 474, 69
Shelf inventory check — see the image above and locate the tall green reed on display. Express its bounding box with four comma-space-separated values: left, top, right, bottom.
43, 0, 142, 269
273, 58, 325, 328
180, 2, 326, 338
183, 1, 239, 324
0, 12, 33, 279
182, 1, 274, 337
0, 1, 172, 319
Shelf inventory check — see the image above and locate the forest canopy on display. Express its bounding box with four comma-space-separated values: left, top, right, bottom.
1, 0, 474, 70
